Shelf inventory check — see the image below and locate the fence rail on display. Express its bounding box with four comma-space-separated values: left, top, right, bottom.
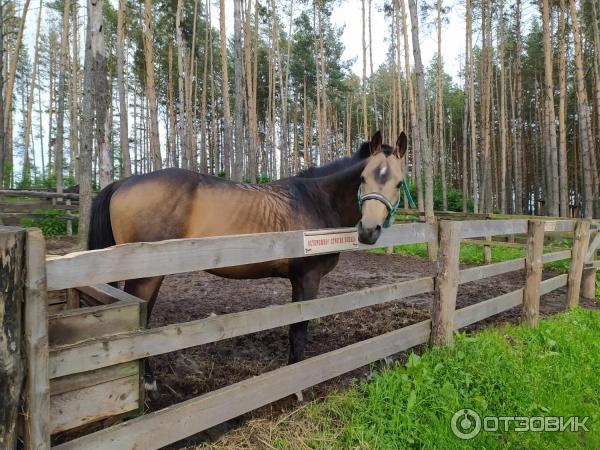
1, 217, 599, 450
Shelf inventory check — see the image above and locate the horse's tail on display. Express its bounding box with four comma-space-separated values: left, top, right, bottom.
88, 181, 121, 250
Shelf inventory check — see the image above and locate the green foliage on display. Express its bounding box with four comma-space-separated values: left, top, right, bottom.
273, 309, 600, 449
404, 178, 474, 212
21, 209, 79, 236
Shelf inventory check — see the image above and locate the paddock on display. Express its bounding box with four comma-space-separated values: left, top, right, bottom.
1, 218, 599, 449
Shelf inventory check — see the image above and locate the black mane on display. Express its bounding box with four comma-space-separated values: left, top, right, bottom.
296, 141, 394, 178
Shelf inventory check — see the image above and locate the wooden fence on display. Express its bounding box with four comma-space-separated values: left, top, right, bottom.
1, 218, 598, 450
0, 190, 79, 235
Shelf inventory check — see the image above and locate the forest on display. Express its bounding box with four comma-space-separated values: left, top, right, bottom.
1, 0, 600, 243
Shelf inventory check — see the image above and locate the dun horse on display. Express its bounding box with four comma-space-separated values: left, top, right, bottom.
89, 131, 408, 388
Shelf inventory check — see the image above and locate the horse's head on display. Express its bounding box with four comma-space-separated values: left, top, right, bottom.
357, 130, 408, 244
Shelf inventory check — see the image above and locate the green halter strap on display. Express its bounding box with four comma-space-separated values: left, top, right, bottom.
357, 180, 415, 228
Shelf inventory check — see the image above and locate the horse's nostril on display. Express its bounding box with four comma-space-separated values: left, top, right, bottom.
376, 225, 382, 231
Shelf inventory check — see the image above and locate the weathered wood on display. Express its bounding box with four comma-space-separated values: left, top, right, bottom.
459, 258, 525, 284
66, 289, 80, 310
566, 220, 591, 308
542, 250, 572, 263
483, 235, 492, 264
454, 288, 524, 329
463, 238, 526, 249
0, 227, 26, 450
24, 229, 50, 450
522, 220, 545, 326
430, 221, 462, 346
49, 277, 434, 378
460, 219, 528, 238
0, 190, 80, 200
46, 223, 437, 290
540, 274, 568, 295
49, 361, 139, 396
51, 320, 432, 450
50, 375, 139, 434
0, 202, 79, 212
582, 229, 598, 300
48, 301, 142, 347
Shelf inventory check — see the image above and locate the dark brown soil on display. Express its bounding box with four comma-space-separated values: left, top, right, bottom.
46, 237, 599, 448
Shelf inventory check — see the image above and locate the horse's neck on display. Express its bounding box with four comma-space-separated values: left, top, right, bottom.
316, 162, 365, 227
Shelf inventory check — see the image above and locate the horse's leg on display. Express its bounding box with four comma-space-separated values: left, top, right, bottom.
124, 276, 164, 391
288, 273, 321, 365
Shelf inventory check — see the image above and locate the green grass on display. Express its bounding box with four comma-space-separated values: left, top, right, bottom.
272, 308, 600, 449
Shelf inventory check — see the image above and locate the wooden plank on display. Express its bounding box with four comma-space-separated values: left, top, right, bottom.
463, 239, 526, 249
454, 289, 524, 330
0, 202, 78, 212
51, 320, 432, 450
66, 289, 80, 310
77, 284, 145, 305
522, 221, 545, 326
459, 258, 525, 284
460, 219, 528, 238
50, 375, 139, 434
582, 230, 598, 299
24, 229, 51, 450
46, 223, 437, 290
585, 260, 600, 269
49, 362, 139, 396
0, 190, 80, 200
542, 250, 572, 263
540, 274, 568, 295
49, 276, 434, 379
48, 301, 142, 347
0, 227, 26, 449
566, 221, 591, 308
431, 221, 461, 346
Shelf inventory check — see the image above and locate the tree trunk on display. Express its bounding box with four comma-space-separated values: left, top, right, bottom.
569, 0, 593, 218
176, 0, 189, 169
117, 0, 131, 177
513, 0, 523, 213
91, 0, 112, 188
3, 0, 31, 183
200, 0, 211, 173
143, 0, 162, 171
244, 0, 259, 181
498, 0, 508, 213
219, 0, 232, 178
22, 0, 43, 187
233, 0, 244, 181
0, 0, 5, 187
79, 0, 95, 248
69, 0, 80, 183
361, 0, 368, 139
541, 0, 559, 216
408, 0, 436, 258
436, 0, 447, 210
369, 0, 378, 130
558, 0, 568, 216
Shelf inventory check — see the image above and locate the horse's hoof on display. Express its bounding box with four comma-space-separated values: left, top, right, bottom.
294, 391, 304, 402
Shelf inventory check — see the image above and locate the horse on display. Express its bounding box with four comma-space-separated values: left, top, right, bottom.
88, 130, 408, 389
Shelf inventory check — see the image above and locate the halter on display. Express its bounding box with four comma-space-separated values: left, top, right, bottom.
357, 180, 415, 228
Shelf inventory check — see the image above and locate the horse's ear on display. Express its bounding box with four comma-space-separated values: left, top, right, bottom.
394, 132, 407, 158
370, 130, 383, 155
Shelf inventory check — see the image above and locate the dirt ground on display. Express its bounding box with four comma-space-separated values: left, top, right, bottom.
47, 236, 599, 449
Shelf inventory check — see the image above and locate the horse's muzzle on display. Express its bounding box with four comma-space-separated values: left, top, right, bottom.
358, 221, 382, 245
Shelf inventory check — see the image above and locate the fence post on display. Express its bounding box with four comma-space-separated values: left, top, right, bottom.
66, 199, 73, 237
23, 229, 50, 450
484, 235, 492, 264
430, 220, 462, 346
582, 228, 599, 300
566, 220, 591, 309
522, 220, 544, 326
0, 227, 26, 449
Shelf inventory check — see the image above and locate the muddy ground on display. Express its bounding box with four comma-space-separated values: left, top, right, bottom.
47, 237, 599, 448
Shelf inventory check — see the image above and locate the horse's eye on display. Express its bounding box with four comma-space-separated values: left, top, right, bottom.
360, 176, 365, 184
396, 181, 402, 189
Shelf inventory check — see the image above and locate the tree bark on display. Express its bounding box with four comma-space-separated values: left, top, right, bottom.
219, 0, 232, 178
117, 0, 131, 177
498, 0, 508, 213
143, 0, 162, 171
513, 0, 523, 213
558, 0, 568, 216
408, 0, 436, 258
569, 0, 593, 218
233, 0, 244, 181
0, 0, 4, 187
361, 0, 368, 139
541, 0, 559, 216
436, 0, 447, 211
